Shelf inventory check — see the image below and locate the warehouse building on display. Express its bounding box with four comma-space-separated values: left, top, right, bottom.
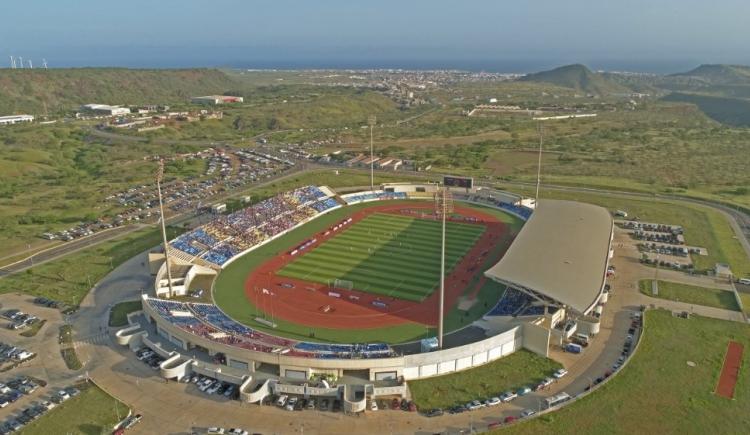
80, 104, 131, 116
191, 95, 244, 105
0, 114, 34, 125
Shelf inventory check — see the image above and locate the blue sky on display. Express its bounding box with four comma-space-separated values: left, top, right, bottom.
2, 0, 749, 71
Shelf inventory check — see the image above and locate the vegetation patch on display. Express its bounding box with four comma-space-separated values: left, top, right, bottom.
20, 319, 47, 337
108, 300, 143, 327
59, 324, 83, 370
639, 280, 740, 312
20, 381, 129, 435
408, 350, 562, 410
501, 310, 750, 434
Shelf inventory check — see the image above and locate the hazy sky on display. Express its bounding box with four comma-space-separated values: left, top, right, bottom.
2, 0, 750, 71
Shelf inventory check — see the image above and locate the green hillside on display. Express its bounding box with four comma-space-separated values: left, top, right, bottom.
0, 68, 242, 115
671, 64, 750, 85
518, 64, 629, 95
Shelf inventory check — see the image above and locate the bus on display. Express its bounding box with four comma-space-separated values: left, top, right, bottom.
544, 392, 571, 409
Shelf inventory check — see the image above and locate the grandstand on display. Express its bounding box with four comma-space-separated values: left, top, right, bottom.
168, 186, 340, 267
145, 296, 395, 360
485, 199, 614, 315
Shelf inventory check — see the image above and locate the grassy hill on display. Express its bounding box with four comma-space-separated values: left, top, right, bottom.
0, 68, 242, 115
518, 64, 629, 95
671, 64, 750, 85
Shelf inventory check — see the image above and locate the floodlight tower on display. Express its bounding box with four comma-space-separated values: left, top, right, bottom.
535, 122, 544, 204
368, 115, 376, 191
156, 159, 174, 297
435, 185, 454, 349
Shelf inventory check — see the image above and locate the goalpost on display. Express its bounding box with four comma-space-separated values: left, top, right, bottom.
332, 279, 354, 291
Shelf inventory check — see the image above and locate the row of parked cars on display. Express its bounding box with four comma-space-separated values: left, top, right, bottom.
2, 309, 40, 331
0, 386, 79, 434
135, 347, 165, 370
184, 374, 239, 400
425, 367, 568, 419
0, 376, 42, 409
0, 342, 34, 368
273, 394, 341, 412
32, 297, 65, 310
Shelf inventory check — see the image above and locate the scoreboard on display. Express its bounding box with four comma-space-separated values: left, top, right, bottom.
443, 176, 473, 189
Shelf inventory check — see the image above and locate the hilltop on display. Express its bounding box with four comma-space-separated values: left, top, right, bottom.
0, 68, 242, 115
670, 64, 750, 85
518, 64, 629, 95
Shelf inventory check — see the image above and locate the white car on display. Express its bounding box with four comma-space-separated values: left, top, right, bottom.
227, 429, 248, 435
521, 409, 536, 418
207, 383, 222, 395
285, 397, 298, 411
553, 368, 568, 379
466, 400, 485, 411
206, 428, 225, 435
370, 400, 378, 411
500, 391, 517, 403
276, 395, 288, 407
485, 397, 501, 407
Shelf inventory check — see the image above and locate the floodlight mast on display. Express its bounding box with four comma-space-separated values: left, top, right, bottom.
438, 186, 447, 349
156, 159, 174, 297
368, 115, 376, 191
535, 122, 544, 204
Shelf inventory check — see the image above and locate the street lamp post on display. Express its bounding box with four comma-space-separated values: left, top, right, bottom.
368, 115, 376, 192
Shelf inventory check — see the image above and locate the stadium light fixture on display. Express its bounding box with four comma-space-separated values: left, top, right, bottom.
156, 159, 175, 297
368, 115, 376, 192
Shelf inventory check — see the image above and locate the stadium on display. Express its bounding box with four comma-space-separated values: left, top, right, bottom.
115, 179, 614, 412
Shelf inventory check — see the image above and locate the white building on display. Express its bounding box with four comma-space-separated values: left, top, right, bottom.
191, 95, 244, 105
0, 115, 34, 126
81, 104, 131, 116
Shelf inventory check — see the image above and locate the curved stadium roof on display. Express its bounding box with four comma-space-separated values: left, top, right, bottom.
485, 199, 613, 314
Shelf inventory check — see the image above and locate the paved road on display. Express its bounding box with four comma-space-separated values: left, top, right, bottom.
0, 224, 144, 277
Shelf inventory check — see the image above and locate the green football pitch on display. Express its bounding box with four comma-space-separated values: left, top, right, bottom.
277, 213, 485, 301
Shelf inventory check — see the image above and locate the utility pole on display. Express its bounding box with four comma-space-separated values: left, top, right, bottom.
368, 115, 376, 191
156, 159, 174, 297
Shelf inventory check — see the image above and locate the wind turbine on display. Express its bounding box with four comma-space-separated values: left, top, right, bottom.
18, 56, 23, 69
42, 59, 48, 69
9, 56, 15, 69
27, 59, 33, 69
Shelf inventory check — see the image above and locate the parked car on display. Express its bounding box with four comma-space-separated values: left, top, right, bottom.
370, 400, 378, 411
500, 391, 517, 403
425, 408, 444, 417
276, 395, 288, 407
485, 397, 501, 407
466, 400, 484, 411
516, 386, 532, 396
521, 409, 536, 418
553, 368, 569, 379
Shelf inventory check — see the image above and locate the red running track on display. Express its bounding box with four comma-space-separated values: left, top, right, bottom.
243, 201, 512, 330
715, 340, 743, 399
